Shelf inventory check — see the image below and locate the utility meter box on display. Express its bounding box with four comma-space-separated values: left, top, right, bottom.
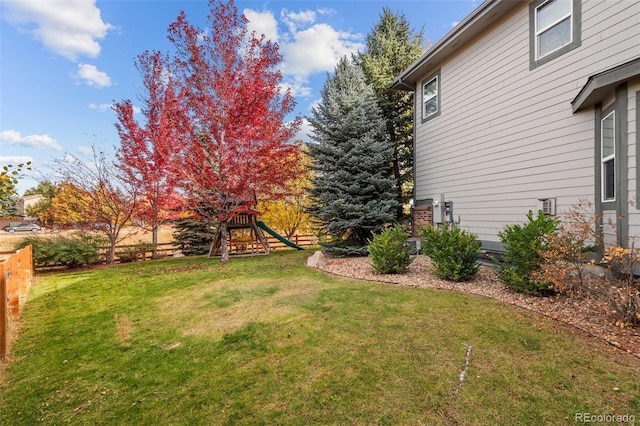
430, 194, 445, 224
444, 201, 454, 223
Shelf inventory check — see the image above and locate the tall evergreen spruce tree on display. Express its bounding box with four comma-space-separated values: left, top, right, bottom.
358, 8, 425, 220
308, 56, 398, 255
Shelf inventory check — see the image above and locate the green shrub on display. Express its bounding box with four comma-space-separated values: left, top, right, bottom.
496, 210, 559, 295
320, 239, 369, 257
418, 223, 439, 258
367, 225, 414, 274
418, 224, 481, 281
16, 233, 106, 269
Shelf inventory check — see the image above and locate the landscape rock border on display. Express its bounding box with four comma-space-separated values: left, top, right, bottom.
315, 254, 640, 359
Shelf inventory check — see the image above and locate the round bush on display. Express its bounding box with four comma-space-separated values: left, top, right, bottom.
367, 225, 414, 274
418, 224, 481, 281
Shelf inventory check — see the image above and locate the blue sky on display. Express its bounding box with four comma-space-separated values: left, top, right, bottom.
1, 0, 479, 194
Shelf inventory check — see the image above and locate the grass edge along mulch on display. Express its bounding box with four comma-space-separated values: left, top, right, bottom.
1, 251, 638, 425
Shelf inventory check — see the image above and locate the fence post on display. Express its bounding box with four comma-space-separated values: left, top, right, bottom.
18, 246, 32, 305
0, 246, 34, 359
8, 254, 19, 320
0, 261, 7, 359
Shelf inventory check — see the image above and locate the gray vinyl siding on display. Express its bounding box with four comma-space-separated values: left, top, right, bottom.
627, 79, 640, 240
414, 0, 640, 242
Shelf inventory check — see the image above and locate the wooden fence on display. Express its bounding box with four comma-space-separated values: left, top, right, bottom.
106, 234, 319, 263
0, 235, 317, 357
1, 245, 33, 359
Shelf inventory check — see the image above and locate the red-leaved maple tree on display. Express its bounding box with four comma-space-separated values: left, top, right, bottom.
167, 0, 302, 262
114, 50, 187, 258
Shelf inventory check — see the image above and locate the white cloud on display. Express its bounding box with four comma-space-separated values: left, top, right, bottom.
308, 98, 322, 114
280, 77, 312, 98
281, 23, 363, 77
244, 9, 279, 43
0, 156, 33, 165
89, 102, 113, 112
294, 118, 313, 144
77, 146, 94, 156
2, 0, 112, 61
281, 9, 316, 34
451, 21, 460, 28
0, 130, 63, 151
89, 102, 141, 114
243, 7, 364, 98
75, 63, 111, 87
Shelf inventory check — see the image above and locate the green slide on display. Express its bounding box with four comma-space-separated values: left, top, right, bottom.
256, 221, 304, 250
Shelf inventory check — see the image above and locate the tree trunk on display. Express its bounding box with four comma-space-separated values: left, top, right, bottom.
107, 239, 116, 264
219, 221, 230, 263
151, 222, 159, 259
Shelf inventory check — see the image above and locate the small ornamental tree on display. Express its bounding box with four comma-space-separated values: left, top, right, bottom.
54, 148, 140, 263
308, 56, 398, 255
47, 182, 92, 226
114, 50, 187, 259
167, 0, 302, 262
258, 145, 315, 239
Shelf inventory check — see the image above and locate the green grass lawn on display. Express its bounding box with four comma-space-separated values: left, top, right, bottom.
1, 251, 638, 425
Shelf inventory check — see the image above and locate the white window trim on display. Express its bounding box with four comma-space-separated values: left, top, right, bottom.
423, 76, 438, 119
534, 0, 573, 61
601, 110, 615, 202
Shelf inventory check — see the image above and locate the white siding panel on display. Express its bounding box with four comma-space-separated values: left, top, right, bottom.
414, 0, 640, 242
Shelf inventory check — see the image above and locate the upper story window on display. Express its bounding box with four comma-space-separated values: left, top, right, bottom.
421, 70, 441, 123
423, 77, 438, 116
535, 0, 572, 59
601, 110, 615, 202
529, 0, 581, 69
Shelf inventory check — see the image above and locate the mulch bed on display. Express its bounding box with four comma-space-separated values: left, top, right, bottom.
318, 255, 640, 359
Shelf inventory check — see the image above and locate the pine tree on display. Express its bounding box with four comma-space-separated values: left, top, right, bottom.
308, 56, 398, 255
0, 195, 19, 217
172, 216, 216, 256
358, 8, 425, 220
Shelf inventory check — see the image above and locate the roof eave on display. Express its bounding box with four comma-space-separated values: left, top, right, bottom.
572, 57, 640, 113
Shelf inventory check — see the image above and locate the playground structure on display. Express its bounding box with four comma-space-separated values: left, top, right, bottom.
208, 207, 304, 258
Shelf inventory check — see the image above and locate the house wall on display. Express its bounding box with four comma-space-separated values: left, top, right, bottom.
414, 0, 640, 244
626, 78, 640, 241
18, 194, 44, 219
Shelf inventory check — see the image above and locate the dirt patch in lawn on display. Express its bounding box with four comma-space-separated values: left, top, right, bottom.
154, 278, 319, 339
318, 255, 640, 359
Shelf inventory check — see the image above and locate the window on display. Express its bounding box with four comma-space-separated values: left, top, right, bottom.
421, 70, 440, 122
535, 0, 572, 59
529, 0, 581, 69
423, 77, 438, 117
601, 111, 615, 202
